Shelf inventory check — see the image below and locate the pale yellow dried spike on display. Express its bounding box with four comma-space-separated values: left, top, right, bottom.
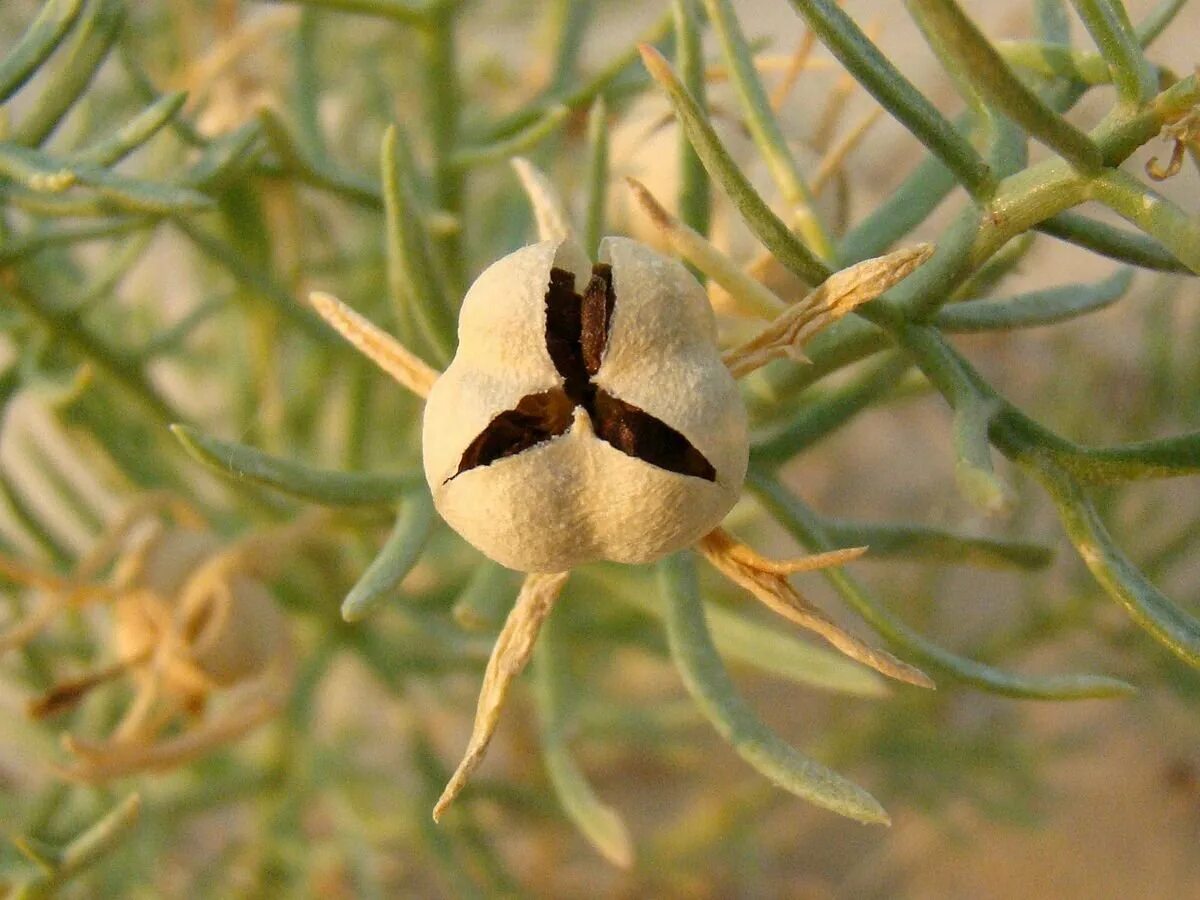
698, 528, 933, 688
723, 243, 936, 378
811, 107, 884, 197
433, 570, 570, 821
769, 30, 817, 111
625, 177, 785, 320
510, 157, 591, 276
309, 291, 439, 399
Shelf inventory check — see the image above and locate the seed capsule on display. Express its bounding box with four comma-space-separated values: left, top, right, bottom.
422, 237, 749, 573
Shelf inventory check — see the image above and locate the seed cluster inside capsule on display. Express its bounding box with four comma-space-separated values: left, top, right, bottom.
452, 264, 716, 481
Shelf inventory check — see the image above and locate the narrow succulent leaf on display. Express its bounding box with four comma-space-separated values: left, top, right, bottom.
1019, 453, 1200, 668
1087, 169, 1200, 274
534, 615, 634, 869
639, 44, 832, 285
672, 0, 709, 238
936, 267, 1134, 331
259, 107, 380, 207
749, 473, 1134, 699
658, 552, 891, 824
906, 0, 1103, 173
0, 466, 72, 565
751, 354, 911, 462
787, 0, 995, 199
292, 9, 327, 156
11, 0, 125, 148
0, 0, 87, 103
819, 519, 1053, 570
704, 0, 833, 261
452, 561, 520, 632
72, 167, 213, 215
1037, 211, 1192, 273
1053, 431, 1200, 484
582, 97, 609, 259
341, 492, 436, 621
382, 126, 457, 364
70, 91, 188, 166
953, 394, 1011, 513
170, 424, 420, 505
449, 105, 569, 170
1069, 0, 1155, 104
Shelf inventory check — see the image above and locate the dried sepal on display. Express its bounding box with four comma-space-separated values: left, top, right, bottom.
309, 291, 440, 399
624, 176, 786, 320
511, 156, 590, 277
433, 570, 569, 821
697, 527, 933, 688
722, 244, 936, 378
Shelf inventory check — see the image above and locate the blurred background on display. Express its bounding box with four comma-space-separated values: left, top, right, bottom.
1, 0, 1198, 896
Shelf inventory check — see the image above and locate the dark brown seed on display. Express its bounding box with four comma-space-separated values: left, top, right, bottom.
592, 389, 716, 481
453, 389, 575, 476
450, 263, 717, 483
580, 263, 614, 376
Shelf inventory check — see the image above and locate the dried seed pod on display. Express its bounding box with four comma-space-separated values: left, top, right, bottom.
422, 237, 749, 573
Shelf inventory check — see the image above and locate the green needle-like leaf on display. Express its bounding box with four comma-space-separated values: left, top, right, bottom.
0, 0, 86, 103
1069, 0, 1155, 105
535, 614, 634, 869
1037, 211, 1192, 273
341, 492, 435, 621
11, 0, 124, 148
658, 551, 891, 825
936, 267, 1134, 331
1019, 453, 1200, 668
170, 424, 421, 505
818, 519, 1053, 570
582, 96, 609, 259
70, 91, 188, 166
